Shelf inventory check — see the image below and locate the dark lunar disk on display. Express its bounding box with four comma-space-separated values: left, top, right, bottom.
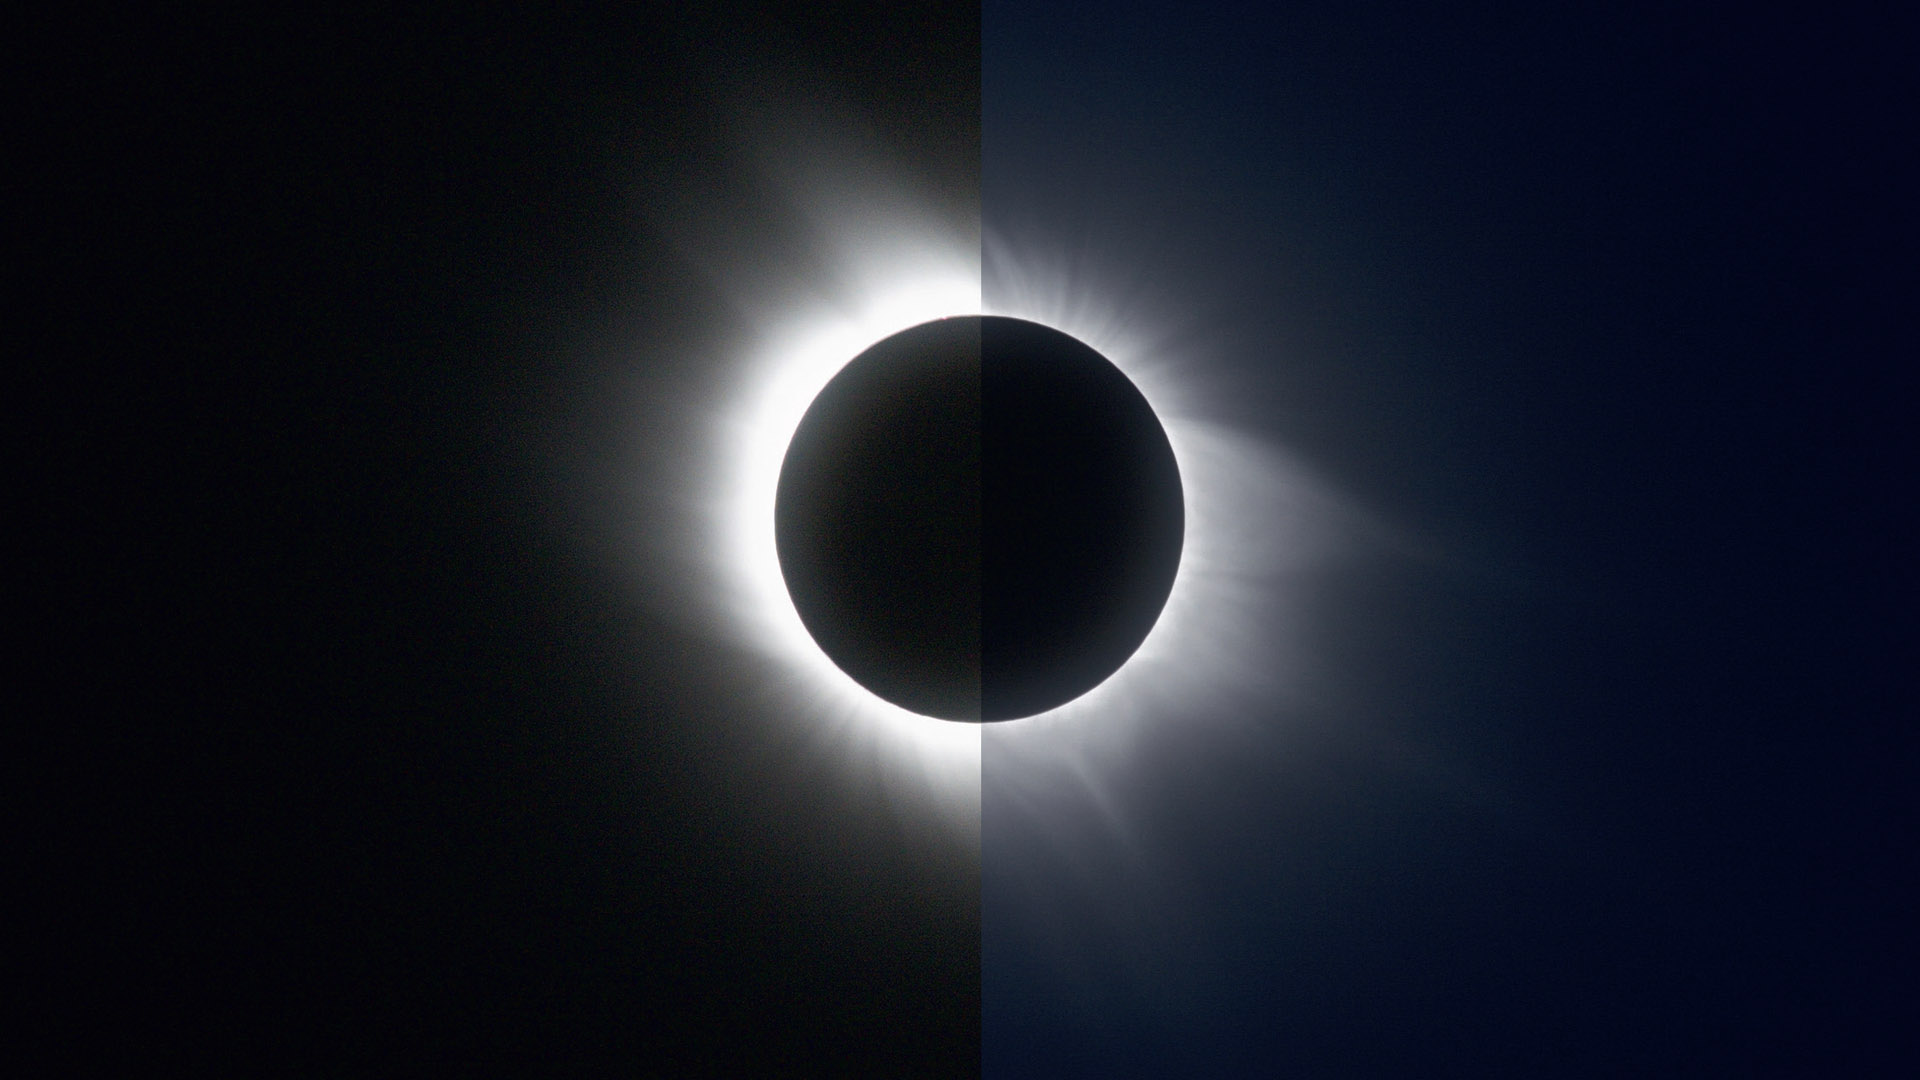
775, 315, 1183, 722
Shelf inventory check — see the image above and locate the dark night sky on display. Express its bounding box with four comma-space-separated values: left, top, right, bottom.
29, 1, 1914, 1074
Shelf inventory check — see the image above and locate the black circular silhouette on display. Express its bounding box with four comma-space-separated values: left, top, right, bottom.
775, 315, 1183, 722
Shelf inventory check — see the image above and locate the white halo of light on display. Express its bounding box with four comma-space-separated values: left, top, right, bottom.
712, 263, 982, 761
637, 65, 1342, 837
708, 228, 1342, 794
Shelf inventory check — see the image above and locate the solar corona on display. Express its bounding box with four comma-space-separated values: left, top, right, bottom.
774, 315, 1185, 722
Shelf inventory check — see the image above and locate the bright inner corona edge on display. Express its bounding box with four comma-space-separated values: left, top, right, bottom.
718, 256, 1219, 735
707, 226, 1327, 828
716, 256, 985, 779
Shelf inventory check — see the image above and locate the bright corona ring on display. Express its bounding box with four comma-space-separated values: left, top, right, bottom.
717, 266, 988, 771
707, 232, 1311, 809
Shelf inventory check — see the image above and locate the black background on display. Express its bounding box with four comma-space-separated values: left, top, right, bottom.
32, 4, 978, 1073
25, 0, 1915, 1075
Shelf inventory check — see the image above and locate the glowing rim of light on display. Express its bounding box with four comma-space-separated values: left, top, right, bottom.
632, 57, 1342, 833
698, 234, 1355, 856
715, 260, 1233, 750
716, 260, 985, 766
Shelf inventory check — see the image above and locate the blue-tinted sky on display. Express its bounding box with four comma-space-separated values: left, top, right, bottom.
984, 3, 1911, 1074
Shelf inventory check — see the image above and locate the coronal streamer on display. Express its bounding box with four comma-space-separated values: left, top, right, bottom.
592, 57, 1349, 839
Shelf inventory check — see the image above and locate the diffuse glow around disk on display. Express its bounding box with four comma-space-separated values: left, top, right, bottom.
712, 230, 1341, 760
717, 262, 982, 747
624, 55, 1344, 832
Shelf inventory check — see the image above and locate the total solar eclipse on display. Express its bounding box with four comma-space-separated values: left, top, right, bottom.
774, 315, 1184, 722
